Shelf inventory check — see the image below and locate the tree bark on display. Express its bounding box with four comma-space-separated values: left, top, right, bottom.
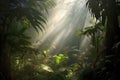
104, 0, 120, 79
105, 0, 120, 53
0, 51, 11, 80
0, 24, 11, 80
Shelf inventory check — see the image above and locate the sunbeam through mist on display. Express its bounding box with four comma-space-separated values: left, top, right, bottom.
33, 0, 93, 53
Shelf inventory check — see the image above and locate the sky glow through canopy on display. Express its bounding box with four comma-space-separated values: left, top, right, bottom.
32, 0, 92, 53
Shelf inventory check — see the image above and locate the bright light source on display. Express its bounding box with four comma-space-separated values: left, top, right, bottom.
33, 0, 91, 54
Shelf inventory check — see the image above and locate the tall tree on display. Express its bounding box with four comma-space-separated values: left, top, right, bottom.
87, 0, 120, 48
86, 0, 120, 79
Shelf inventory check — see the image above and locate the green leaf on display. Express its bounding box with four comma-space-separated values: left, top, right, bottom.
54, 54, 68, 65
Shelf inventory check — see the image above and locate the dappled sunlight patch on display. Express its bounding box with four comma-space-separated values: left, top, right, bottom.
40, 64, 54, 72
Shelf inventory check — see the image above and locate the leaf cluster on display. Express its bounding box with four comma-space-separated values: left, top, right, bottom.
78, 22, 104, 37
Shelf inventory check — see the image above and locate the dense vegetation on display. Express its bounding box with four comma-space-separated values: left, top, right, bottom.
0, 0, 120, 80
86, 0, 120, 80
0, 0, 54, 80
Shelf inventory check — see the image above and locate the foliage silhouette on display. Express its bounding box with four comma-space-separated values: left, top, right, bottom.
85, 0, 120, 80
0, 0, 54, 80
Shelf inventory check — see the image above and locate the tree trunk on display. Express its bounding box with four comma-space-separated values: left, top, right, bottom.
105, 0, 120, 54
104, 0, 120, 79
0, 33, 11, 80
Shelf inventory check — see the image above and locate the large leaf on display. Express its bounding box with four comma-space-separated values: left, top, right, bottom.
0, 0, 54, 31
54, 54, 68, 65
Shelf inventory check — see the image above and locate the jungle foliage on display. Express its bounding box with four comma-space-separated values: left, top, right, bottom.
0, 0, 120, 80
84, 0, 120, 80
0, 0, 54, 80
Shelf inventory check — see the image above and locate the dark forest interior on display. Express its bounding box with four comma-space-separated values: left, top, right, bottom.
0, 0, 120, 80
